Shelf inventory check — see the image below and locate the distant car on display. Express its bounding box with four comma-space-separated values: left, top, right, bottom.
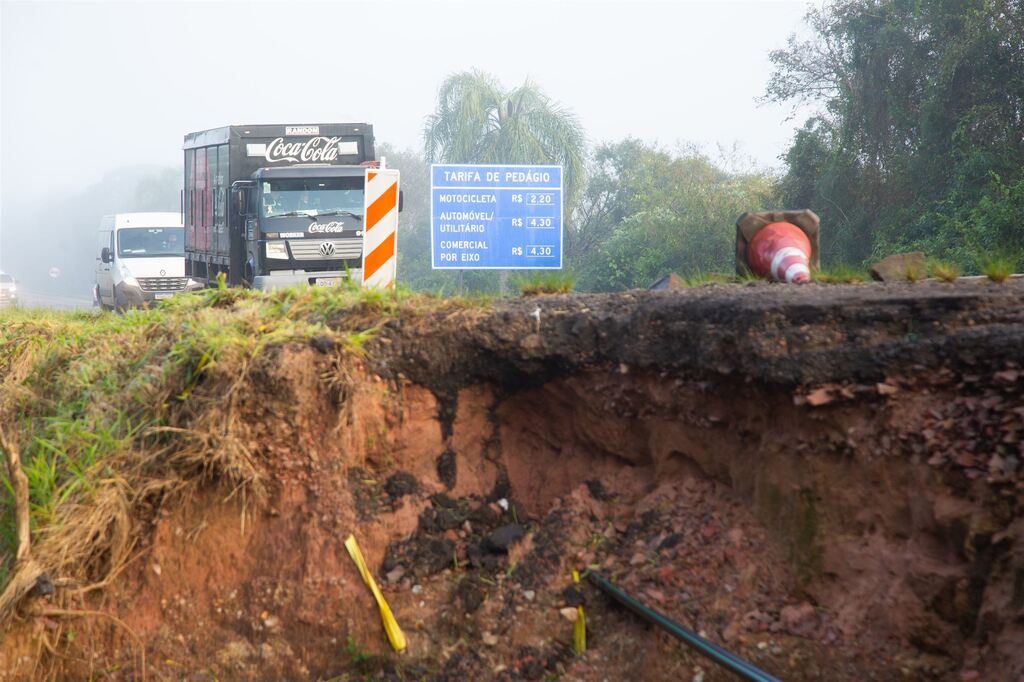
0, 272, 17, 307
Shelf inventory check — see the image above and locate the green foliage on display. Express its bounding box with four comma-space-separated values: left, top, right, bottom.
768, 0, 1024, 271
572, 140, 775, 291
512, 271, 575, 296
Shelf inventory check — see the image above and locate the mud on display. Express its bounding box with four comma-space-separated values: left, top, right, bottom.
3, 280, 1024, 680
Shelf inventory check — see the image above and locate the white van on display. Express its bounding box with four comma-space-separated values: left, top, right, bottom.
94, 212, 202, 310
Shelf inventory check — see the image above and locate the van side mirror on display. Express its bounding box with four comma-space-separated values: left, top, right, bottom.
101, 247, 113, 264
398, 190, 404, 213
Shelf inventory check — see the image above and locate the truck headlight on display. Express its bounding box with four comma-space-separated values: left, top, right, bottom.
265, 241, 289, 259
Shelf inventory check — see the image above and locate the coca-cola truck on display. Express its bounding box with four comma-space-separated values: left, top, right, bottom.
183, 123, 379, 288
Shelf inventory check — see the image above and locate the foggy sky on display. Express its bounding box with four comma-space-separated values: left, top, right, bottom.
1, 0, 812, 276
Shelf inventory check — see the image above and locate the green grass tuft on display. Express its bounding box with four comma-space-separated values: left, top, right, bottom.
928, 260, 960, 283
812, 265, 866, 284
981, 256, 1016, 283
513, 271, 575, 296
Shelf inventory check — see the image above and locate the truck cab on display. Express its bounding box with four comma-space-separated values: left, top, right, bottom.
94, 212, 202, 310
234, 165, 368, 288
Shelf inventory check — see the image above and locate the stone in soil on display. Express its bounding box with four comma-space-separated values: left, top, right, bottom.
383, 471, 418, 499
482, 524, 527, 553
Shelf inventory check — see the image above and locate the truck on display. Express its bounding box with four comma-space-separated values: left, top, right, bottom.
182, 123, 385, 289
94, 212, 201, 310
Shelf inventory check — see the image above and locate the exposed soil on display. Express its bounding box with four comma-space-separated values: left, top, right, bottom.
3, 280, 1024, 680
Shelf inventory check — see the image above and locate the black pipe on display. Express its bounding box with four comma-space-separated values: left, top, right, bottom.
587, 571, 784, 682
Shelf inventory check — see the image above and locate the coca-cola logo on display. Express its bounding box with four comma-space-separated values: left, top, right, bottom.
308, 221, 347, 233
265, 136, 343, 163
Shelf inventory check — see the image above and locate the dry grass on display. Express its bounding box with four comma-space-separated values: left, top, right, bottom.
0, 284, 451, 635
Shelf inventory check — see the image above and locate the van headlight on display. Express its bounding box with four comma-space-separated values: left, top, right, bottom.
265, 241, 289, 259
120, 265, 139, 289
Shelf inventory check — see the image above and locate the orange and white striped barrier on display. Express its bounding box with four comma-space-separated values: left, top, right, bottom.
747, 221, 811, 283
361, 168, 400, 289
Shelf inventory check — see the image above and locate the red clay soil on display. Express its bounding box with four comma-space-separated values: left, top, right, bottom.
3, 280, 1024, 681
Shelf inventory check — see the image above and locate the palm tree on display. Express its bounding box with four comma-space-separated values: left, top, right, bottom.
424, 71, 586, 207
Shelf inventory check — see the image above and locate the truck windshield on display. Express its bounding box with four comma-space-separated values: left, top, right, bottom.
262, 177, 364, 218
117, 227, 184, 258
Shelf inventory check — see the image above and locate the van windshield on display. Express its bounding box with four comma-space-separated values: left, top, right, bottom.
117, 227, 184, 258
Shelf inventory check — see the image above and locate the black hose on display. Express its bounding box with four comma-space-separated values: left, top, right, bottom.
587, 571, 784, 682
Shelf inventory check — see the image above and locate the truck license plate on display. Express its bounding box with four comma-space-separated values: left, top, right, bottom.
315, 278, 339, 287
154, 292, 173, 300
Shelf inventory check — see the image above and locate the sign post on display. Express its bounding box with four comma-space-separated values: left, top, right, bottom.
430, 164, 563, 270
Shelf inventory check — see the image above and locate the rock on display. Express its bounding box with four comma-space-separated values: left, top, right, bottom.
383, 471, 418, 499
482, 524, 526, 553
870, 252, 926, 282
560, 607, 579, 623
309, 335, 336, 353
262, 615, 280, 630
658, 533, 683, 550
217, 639, 257, 669
386, 566, 405, 584
780, 602, 820, 637
411, 584, 423, 595
522, 590, 536, 602
457, 578, 486, 613
649, 272, 685, 290
482, 632, 499, 646
562, 586, 585, 607
630, 552, 647, 566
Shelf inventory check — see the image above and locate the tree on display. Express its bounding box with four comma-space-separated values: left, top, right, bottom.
422, 71, 587, 293
574, 140, 775, 291
424, 71, 586, 208
767, 0, 1024, 271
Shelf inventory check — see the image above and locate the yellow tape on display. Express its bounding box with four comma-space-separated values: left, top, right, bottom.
345, 534, 407, 652
572, 570, 586, 655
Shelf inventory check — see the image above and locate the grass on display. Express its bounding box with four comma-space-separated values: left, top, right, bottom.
0, 283, 470, 629
812, 264, 866, 284
981, 255, 1016, 283
929, 260, 961, 283
512, 271, 575, 296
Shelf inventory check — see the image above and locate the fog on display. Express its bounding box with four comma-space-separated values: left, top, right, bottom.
1, 0, 810, 305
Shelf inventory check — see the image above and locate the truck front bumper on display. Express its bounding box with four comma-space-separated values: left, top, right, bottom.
115, 279, 204, 309
252, 269, 362, 291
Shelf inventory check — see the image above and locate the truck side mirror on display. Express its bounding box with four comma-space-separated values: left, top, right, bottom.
231, 187, 247, 217
231, 180, 255, 218
101, 247, 113, 264
398, 190, 404, 213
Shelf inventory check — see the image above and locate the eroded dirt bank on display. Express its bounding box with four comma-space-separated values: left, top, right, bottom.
3, 281, 1023, 680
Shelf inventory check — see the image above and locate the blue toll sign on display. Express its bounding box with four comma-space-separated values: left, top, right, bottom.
430, 164, 563, 269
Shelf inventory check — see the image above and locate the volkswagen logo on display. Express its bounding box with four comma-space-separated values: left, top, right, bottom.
159, 269, 166, 276
318, 241, 336, 257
